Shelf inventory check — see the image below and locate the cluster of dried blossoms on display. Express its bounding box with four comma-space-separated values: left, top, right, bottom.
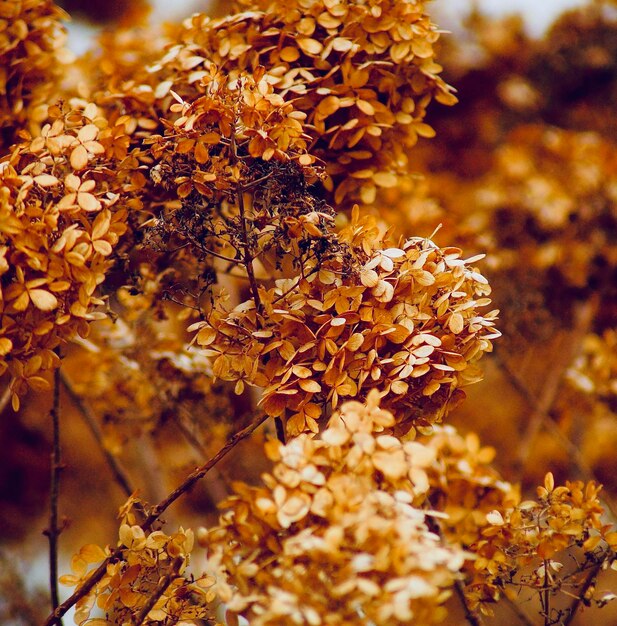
192, 226, 498, 436
473, 473, 617, 619
204, 392, 467, 625
60, 499, 216, 626
149, 0, 456, 206
0, 103, 148, 408
0, 0, 69, 148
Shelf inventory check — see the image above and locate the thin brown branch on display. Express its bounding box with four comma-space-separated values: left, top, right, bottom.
542, 559, 551, 626
562, 560, 604, 626
502, 593, 535, 626
133, 557, 183, 626
230, 128, 262, 315
60, 371, 134, 498
453, 578, 484, 626
173, 411, 229, 503
236, 184, 262, 315
0, 384, 11, 414
44, 363, 63, 625
140, 410, 268, 531
513, 298, 598, 477
43, 410, 268, 626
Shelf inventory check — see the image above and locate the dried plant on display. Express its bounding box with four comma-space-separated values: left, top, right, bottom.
1, 2, 617, 626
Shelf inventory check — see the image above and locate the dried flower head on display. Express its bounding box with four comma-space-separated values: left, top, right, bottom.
204, 391, 466, 625
149, 0, 455, 206
0, 0, 70, 148
192, 218, 499, 436
61, 506, 216, 626
469, 473, 617, 616
0, 103, 145, 408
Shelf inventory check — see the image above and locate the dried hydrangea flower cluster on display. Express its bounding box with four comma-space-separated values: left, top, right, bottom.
61, 500, 216, 626
149, 0, 456, 206
473, 473, 617, 617
420, 426, 520, 604
0, 0, 69, 148
0, 103, 148, 408
144, 65, 335, 305
192, 215, 499, 436
204, 391, 467, 626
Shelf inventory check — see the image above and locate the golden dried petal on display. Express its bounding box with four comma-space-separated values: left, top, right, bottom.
78, 192, 101, 212
34, 174, 60, 187
29, 289, 58, 311
70, 144, 89, 170
297, 37, 323, 56
280, 46, 300, 62
448, 312, 464, 335
299, 379, 321, 393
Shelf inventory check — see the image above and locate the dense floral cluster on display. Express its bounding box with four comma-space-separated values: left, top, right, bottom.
0, 0, 69, 148
61, 500, 216, 625
0, 103, 147, 408
421, 426, 520, 607
473, 473, 617, 617
145, 66, 333, 302
192, 224, 498, 436
149, 0, 455, 206
204, 392, 466, 626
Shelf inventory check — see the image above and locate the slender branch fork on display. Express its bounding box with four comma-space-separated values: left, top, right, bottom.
562, 560, 604, 626
43, 411, 268, 626
132, 556, 183, 626
60, 372, 135, 498
44, 362, 64, 626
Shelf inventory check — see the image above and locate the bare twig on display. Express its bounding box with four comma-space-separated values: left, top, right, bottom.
60, 372, 135, 498
173, 410, 230, 503
453, 578, 484, 626
43, 411, 268, 626
542, 559, 551, 626
0, 384, 11, 414
502, 593, 535, 626
236, 183, 262, 315
132, 557, 183, 626
140, 411, 268, 531
230, 129, 262, 315
512, 299, 598, 477
44, 363, 64, 625
562, 560, 604, 626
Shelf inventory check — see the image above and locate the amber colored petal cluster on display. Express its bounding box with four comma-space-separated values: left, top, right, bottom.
0, 103, 145, 408
470, 473, 616, 613
193, 231, 499, 436
61, 518, 215, 626
204, 391, 466, 626
149, 0, 455, 207
0, 0, 69, 148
